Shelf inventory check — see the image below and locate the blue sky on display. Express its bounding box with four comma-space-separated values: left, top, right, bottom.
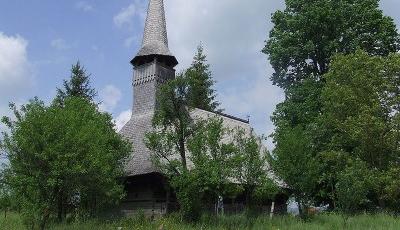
0, 0, 399, 150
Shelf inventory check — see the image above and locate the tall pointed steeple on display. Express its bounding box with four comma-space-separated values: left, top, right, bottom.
131, 0, 178, 67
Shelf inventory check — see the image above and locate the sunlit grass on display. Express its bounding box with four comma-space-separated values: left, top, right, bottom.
1, 212, 400, 230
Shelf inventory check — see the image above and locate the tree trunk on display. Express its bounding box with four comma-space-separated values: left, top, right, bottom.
179, 138, 187, 170
331, 181, 336, 210
57, 195, 63, 222
40, 211, 50, 230
245, 187, 250, 207
166, 187, 170, 214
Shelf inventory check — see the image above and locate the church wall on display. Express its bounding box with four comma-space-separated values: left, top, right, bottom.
121, 173, 171, 217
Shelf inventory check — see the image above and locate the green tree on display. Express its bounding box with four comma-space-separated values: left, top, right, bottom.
322, 51, 399, 170
380, 167, 400, 212
186, 44, 220, 112
233, 130, 278, 209
145, 74, 200, 220
321, 51, 400, 211
0, 97, 130, 229
268, 126, 319, 217
0, 169, 11, 218
316, 151, 348, 209
264, 0, 399, 90
55, 62, 97, 104
263, 0, 399, 207
336, 160, 374, 216
146, 75, 244, 220
187, 118, 239, 206
148, 74, 194, 172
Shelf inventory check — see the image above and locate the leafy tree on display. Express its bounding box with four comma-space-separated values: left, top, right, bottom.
0, 97, 130, 229
187, 118, 239, 205
233, 130, 278, 209
316, 151, 348, 209
321, 51, 400, 211
336, 160, 374, 216
169, 171, 202, 222
322, 51, 399, 170
145, 73, 200, 220
264, 0, 399, 207
148, 74, 194, 172
0, 169, 11, 218
264, 0, 399, 90
147, 74, 266, 220
268, 126, 319, 217
186, 44, 220, 112
55, 62, 97, 104
380, 167, 400, 212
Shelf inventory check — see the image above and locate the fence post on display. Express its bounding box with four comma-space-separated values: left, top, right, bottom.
270, 202, 275, 219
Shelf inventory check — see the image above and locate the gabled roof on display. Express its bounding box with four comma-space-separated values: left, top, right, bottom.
120, 109, 252, 177
131, 0, 178, 67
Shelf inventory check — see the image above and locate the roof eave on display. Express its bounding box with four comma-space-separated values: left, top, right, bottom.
131, 54, 178, 68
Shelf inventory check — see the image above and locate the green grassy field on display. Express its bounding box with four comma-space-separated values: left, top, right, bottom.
1, 212, 400, 230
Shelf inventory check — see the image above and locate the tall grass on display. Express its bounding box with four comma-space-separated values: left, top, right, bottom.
1, 212, 400, 230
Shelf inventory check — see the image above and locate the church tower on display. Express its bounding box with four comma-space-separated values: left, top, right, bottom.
120, 0, 178, 177
131, 0, 178, 115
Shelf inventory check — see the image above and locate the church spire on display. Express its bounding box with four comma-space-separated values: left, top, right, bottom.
131, 0, 178, 67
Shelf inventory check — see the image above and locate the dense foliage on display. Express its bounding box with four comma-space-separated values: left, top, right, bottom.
0, 97, 130, 229
264, 0, 399, 90
265, 0, 400, 215
0, 63, 130, 229
321, 51, 400, 213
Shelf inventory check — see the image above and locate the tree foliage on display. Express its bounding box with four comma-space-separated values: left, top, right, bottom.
321, 51, 400, 170
186, 44, 220, 112
188, 118, 241, 202
321, 51, 400, 212
269, 126, 319, 216
0, 170, 11, 218
145, 74, 200, 221
264, 0, 400, 210
335, 160, 374, 216
146, 72, 276, 220
233, 130, 278, 207
0, 97, 130, 229
55, 62, 97, 104
264, 0, 399, 90
149, 74, 194, 172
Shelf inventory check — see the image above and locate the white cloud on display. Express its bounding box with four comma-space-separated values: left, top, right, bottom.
219, 73, 284, 149
75, 1, 94, 12
50, 38, 70, 50
0, 32, 34, 99
114, 1, 147, 29
124, 36, 136, 48
99, 85, 122, 112
114, 110, 132, 132
161, 0, 285, 149
91, 45, 99, 52
114, 4, 137, 28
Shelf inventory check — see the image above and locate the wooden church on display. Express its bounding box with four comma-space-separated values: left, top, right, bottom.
119, 0, 287, 216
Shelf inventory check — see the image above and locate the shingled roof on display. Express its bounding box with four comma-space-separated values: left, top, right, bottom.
120, 112, 157, 176
131, 0, 178, 67
120, 109, 252, 177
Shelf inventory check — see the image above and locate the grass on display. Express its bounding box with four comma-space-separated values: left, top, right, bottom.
1, 212, 400, 230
